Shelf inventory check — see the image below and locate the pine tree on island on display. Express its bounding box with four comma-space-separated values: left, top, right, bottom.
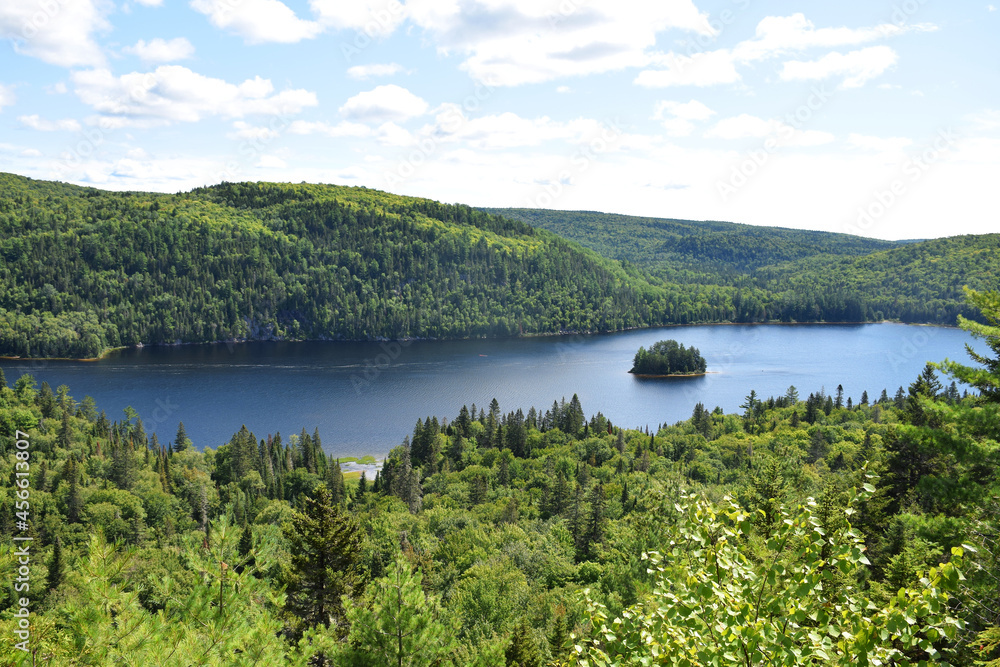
630, 339, 707, 376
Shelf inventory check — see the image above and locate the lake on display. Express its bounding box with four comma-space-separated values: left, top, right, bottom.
0, 323, 977, 458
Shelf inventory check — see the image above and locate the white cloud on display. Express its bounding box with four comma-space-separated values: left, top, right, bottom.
21, 148, 42, 157
191, 0, 322, 44
0, 84, 15, 110
134, 0, 164, 5
705, 113, 834, 147
0, 0, 109, 67
635, 50, 741, 88
123, 37, 195, 63
19, 114, 82, 131
990, 4, 997, 11
228, 121, 282, 141
411, 105, 633, 151
347, 63, 404, 80
256, 155, 287, 168
847, 133, 912, 152
967, 110, 1000, 131
339, 85, 428, 122
653, 100, 715, 137
637, 14, 932, 91
289, 120, 374, 138
375, 121, 414, 146
72, 66, 318, 125
405, 0, 713, 86
780, 46, 898, 88
654, 100, 715, 121
732, 13, 934, 62
310, 0, 406, 36
556, 85, 571, 94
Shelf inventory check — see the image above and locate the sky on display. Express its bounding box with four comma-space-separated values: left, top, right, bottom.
1, 0, 998, 240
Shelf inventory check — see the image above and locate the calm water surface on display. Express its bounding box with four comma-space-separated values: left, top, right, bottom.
0, 324, 976, 458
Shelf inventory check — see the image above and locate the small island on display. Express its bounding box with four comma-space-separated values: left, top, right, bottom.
630, 339, 707, 377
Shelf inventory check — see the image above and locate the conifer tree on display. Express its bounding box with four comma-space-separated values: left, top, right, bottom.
327, 460, 346, 504
284, 484, 363, 637
505, 621, 543, 667
173, 421, 191, 453
549, 610, 570, 662
66, 458, 82, 524
45, 536, 64, 596
338, 556, 458, 667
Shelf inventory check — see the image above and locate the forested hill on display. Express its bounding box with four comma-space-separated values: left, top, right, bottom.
489, 207, 998, 324
1, 173, 993, 359
485, 208, 899, 274
0, 174, 678, 358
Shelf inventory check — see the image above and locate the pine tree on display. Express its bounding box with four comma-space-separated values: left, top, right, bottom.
57, 408, 72, 449
506, 620, 543, 667
66, 458, 82, 524
580, 483, 607, 561
549, 611, 570, 662
174, 421, 191, 453
284, 484, 363, 636
236, 524, 255, 575
45, 536, 64, 596
327, 460, 346, 504
338, 556, 458, 667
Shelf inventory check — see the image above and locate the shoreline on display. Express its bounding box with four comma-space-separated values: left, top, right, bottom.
0, 319, 959, 362
629, 371, 716, 378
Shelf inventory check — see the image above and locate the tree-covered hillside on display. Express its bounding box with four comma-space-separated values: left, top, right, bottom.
487, 208, 898, 274
1, 174, 994, 360
0, 174, 679, 358
1, 289, 998, 665
494, 207, 998, 324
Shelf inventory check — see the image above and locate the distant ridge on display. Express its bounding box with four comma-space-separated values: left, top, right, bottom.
0, 173, 993, 359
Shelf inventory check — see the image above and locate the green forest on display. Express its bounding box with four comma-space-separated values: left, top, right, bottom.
630, 339, 707, 376
1, 288, 998, 666
494, 208, 1000, 326
1, 174, 997, 360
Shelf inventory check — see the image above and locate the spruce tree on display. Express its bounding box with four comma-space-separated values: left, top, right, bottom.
505, 621, 543, 667
549, 611, 570, 662
284, 484, 363, 637
45, 536, 64, 596
174, 421, 191, 453
236, 524, 255, 574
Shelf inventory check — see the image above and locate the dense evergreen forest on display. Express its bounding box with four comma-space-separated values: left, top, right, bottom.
1, 173, 996, 359
1, 289, 998, 665
493, 208, 1000, 326
0, 174, 674, 358
630, 339, 707, 375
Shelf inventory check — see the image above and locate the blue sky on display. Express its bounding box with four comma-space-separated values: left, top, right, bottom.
1, 0, 998, 240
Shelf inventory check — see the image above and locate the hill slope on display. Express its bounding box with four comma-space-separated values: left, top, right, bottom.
0, 175, 680, 358
485, 208, 898, 278
490, 207, 998, 324
1, 175, 993, 358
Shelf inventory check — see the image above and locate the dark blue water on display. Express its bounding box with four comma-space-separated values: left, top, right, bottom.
0, 324, 977, 458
